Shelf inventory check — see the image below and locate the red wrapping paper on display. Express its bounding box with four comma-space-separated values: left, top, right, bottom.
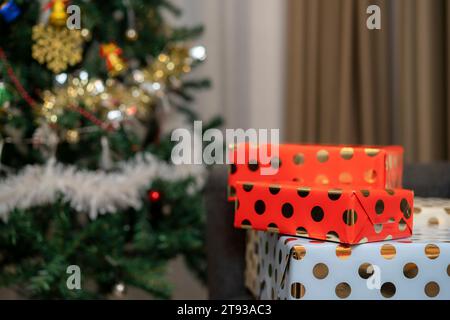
234, 181, 413, 244
228, 144, 403, 201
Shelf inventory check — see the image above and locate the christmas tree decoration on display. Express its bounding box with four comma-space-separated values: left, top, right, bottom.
40, 90, 60, 123
38, 74, 154, 131
32, 123, 59, 158
32, 24, 85, 73
150, 47, 191, 82
100, 43, 128, 77
0, 0, 21, 23
168, 45, 192, 75
148, 189, 161, 202
162, 204, 172, 216
0, 46, 40, 109
137, 53, 184, 96
100, 136, 112, 170
48, 0, 68, 27
65, 129, 80, 144
189, 45, 207, 62
31, 0, 86, 73
0, 152, 205, 220
80, 28, 91, 41
113, 9, 124, 21
112, 282, 127, 297
0, 81, 12, 109
124, 0, 138, 41
136, 44, 204, 96
0, 0, 211, 299
125, 28, 138, 41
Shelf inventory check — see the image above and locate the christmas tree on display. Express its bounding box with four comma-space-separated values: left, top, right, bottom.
0, 0, 215, 299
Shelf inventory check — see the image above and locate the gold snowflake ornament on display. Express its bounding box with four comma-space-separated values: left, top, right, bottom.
32, 24, 85, 74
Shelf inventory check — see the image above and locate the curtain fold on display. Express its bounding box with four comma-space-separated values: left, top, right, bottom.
286, 0, 450, 162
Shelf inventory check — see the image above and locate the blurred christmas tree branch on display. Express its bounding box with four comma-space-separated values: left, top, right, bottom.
0, 0, 216, 299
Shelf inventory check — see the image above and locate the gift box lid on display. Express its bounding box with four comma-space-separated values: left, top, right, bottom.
228, 143, 404, 201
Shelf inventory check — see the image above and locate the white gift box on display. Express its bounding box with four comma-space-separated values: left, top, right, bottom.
414, 197, 450, 228
246, 226, 450, 300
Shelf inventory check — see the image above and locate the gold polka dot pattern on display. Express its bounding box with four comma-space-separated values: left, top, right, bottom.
336, 245, 352, 260
358, 263, 374, 279
425, 244, 440, 259
245, 228, 450, 300
228, 144, 404, 202
234, 180, 414, 244
381, 282, 396, 298
313, 263, 329, 279
403, 263, 418, 279
340, 147, 354, 160
424, 282, 440, 298
292, 245, 306, 260
380, 244, 396, 260
413, 197, 450, 228
317, 150, 329, 163
291, 282, 306, 299
335, 282, 351, 299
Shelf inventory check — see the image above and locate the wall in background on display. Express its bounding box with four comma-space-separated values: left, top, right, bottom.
166, 0, 287, 137
162, 0, 287, 298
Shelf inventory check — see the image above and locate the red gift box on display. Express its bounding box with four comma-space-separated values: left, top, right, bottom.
234, 181, 413, 244
228, 144, 403, 201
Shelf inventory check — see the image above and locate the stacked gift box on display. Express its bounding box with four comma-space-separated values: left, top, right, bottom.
228, 143, 450, 299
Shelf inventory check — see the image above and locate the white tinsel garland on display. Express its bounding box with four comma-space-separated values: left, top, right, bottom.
0, 152, 206, 221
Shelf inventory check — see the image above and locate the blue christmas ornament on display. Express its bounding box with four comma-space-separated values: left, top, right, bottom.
0, 1, 21, 23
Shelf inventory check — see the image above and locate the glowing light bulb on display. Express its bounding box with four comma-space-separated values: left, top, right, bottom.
189, 45, 207, 61
55, 73, 68, 84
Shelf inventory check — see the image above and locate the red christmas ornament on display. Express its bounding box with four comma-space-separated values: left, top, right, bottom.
148, 190, 161, 202
99, 43, 127, 76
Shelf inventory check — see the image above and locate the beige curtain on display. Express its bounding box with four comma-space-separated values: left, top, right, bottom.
286, 0, 450, 162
